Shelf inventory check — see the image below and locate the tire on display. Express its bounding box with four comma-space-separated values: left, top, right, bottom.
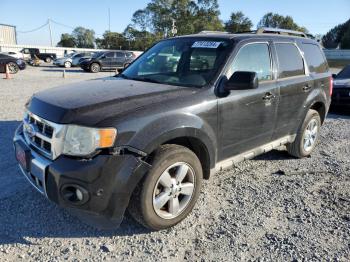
287, 109, 321, 158
128, 144, 203, 230
90, 63, 100, 73
64, 61, 71, 68
45, 57, 52, 63
7, 62, 19, 74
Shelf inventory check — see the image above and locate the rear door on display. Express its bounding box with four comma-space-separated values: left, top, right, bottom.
115, 52, 126, 68
101, 52, 116, 68
218, 41, 279, 160
272, 42, 314, 139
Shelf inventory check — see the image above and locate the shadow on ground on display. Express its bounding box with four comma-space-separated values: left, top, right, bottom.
0, 121, 150, 246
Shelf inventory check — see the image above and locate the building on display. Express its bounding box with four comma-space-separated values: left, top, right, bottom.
0, 24, 17, 45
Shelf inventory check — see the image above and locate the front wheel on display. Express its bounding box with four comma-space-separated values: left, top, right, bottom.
90, 63, 100, 73
128, 144, 202, 230
45, 57, 52, 63
287, 109, 321, 158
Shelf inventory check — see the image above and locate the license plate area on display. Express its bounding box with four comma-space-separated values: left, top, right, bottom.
15, 141, 31, 172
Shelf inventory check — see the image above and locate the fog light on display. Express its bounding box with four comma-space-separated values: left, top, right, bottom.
61, 184, 89, 205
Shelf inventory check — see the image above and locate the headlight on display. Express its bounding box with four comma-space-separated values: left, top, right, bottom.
63, 125, 117, 156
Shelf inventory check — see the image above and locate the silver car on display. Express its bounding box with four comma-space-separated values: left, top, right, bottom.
54, 52, 94, 68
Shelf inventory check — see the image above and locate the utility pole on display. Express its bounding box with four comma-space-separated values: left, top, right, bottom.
108, 8, 111, 32
171, 19, 177, 37
48, 18, 53, 47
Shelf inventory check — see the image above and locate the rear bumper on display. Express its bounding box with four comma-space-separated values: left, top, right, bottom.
13, 124, 150, 229
332, 87, 350, 107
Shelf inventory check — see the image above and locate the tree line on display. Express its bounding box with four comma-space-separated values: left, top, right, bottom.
57, 0, 349, 50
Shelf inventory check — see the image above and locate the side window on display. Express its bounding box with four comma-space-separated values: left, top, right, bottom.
230, 43, 272, 81
116, 52, 125, 58
105, 52, 115, 58
301, 43, 328, 73
275, 43, 304, 78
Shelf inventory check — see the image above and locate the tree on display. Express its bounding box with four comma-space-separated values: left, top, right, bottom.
340, 26, 350, 49
96, 31, 128, 49
130, 0, 223, 37
72, 27, 95, 48
224, 11, 252, 33
57, 33, 75, 47
322, 19, 350, 49
123, 25, 162, 50
257, 12, 308, 33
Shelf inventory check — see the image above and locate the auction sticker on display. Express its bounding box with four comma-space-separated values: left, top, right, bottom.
192, 41, 222, 48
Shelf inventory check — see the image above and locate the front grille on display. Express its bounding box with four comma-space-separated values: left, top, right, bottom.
23, 113, 55, 158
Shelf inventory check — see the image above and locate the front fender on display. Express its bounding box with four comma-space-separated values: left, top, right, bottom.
117, 111, 218, 169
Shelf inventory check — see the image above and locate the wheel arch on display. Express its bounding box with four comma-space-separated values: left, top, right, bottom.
309, 101, 327, 124
142, 128, 216, 180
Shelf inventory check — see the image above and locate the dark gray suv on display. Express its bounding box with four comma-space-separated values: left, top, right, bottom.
80, 51, 136, 72
14, 28, 331, 230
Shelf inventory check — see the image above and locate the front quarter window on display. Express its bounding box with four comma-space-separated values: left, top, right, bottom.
121, 38, 233, 88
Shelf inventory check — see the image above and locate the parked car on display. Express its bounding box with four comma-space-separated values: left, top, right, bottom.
0, 53, 26, 74
72, 52, 95, 67
54, 52, 95, 68
0, 51, 24, 59
80, 51, 135, 72
14, 28, 331, 230
20, 48, 57, 63
332, 64, 350, 107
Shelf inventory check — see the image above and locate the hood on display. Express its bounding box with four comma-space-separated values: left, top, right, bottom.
28, 77, 198, 125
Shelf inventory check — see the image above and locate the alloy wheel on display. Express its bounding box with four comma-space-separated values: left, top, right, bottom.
153, 162, 195, 219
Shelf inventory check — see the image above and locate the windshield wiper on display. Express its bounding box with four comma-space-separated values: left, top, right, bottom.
131, 77, 161, 84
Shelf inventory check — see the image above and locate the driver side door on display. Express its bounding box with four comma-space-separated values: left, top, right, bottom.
218, 41, 279, 161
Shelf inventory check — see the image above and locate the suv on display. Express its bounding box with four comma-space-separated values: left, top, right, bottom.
13, 28, 331, 230
80, 51, 135, 73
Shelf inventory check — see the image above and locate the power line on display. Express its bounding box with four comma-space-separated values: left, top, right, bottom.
50, 19, 75, 30
17, 21, 49, 34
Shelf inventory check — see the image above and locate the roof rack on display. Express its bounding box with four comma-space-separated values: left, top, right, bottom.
256, 27, 308, 38
199, 31, 229, 34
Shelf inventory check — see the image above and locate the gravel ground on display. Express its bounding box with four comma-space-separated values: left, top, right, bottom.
0, 66, 349, 261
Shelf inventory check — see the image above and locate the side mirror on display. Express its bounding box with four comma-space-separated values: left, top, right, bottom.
332, 74, 337, 79
224, 71, 259, 91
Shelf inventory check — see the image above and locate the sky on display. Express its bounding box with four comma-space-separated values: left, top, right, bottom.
0, 0, 349, 46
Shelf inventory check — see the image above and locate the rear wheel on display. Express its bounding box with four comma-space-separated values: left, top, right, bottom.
287, 109, 321, 158
7, 62, 19, 74
45, 57, 52, 63
64, 61, 71, 68
128, 144, 202, 230
90, 63, 100, 73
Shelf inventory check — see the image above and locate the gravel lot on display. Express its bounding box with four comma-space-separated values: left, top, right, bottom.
0, 65, 349, 261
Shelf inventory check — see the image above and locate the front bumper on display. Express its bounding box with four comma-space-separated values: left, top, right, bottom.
13, 124, 150, 229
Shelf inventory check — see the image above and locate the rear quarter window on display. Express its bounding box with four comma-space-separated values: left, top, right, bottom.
275, 43, 304, 78
301, 43, 328, 73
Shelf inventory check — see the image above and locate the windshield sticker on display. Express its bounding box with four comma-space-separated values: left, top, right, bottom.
192, 41, 222, 49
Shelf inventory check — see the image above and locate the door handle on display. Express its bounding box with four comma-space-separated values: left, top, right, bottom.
303, 84, 312, 91
263, 92, 275, 100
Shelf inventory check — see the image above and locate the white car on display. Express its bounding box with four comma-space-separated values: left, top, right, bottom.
0, 51, 25, 59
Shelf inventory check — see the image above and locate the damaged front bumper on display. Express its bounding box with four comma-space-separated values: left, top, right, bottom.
13, 124, 150, 229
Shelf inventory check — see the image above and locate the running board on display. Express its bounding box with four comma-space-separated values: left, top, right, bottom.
215, 135, 296, 172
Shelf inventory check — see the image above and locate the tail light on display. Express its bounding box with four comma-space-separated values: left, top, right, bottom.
329, 76, 333, 96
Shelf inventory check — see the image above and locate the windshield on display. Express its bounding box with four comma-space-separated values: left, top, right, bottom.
120, 38, 233, 88
336, 65, 350, 79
